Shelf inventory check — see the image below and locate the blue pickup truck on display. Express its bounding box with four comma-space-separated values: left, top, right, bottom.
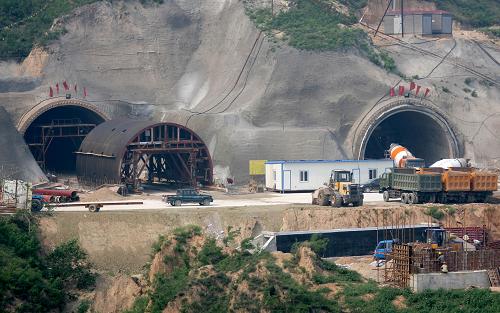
163, 188, 213, 206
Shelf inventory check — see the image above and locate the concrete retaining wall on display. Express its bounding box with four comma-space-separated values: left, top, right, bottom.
410, 270, 491, 292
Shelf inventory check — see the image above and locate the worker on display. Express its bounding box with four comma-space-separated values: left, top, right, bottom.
437, 252, 447, 273
441, 262, 448, 273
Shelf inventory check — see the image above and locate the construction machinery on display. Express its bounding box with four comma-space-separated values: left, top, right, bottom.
381, 144, 498, 204
312, 170, 364, 207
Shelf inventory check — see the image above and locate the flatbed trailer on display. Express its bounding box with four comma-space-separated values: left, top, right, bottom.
51, 200, 144, 212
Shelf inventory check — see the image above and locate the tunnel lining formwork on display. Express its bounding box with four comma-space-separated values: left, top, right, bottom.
355, 99, 461, 164
76, 119, 213, 188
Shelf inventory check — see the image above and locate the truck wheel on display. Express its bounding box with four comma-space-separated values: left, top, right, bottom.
331, 192, 342, 208
353, 198, 364, 207
170, 201, 175, 206
401, 193, 408, 204
88, 204, 98, 212
408, 193, 416, 204
31, 199, 43, 212
383, 191, 390, 202
203, 199, 210, 206
174, 200, 181, 206
364, 187, 371, 193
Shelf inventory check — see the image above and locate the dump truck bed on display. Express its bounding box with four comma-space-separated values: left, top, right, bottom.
391, 172, 442, 192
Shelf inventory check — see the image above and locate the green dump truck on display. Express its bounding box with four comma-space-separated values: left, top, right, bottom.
379, 168, 442, 204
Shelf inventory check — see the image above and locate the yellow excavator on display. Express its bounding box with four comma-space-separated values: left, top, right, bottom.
312, 170, 364, 207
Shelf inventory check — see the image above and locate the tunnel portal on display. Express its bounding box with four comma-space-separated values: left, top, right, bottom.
23, 105, 106, 173
363, 110, 457, 165
76, 119, 213, 189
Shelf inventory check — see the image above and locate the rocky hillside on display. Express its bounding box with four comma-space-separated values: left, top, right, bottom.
0, 0, 499, 182
91, 225, 500, 313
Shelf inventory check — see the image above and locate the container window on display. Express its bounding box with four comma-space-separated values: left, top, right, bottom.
369, 169, 378, 180
300, 170, 309, 182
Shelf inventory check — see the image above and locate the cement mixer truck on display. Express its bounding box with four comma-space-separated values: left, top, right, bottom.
380, 144, 498, 204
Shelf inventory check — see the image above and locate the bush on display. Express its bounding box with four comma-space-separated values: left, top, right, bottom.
471, 90, 478, 97
77, 299, 91, 313
424, 206, 445, 220
197, 238, 226, 266
0, 215, 95, 311
442, 86, 451, 93
123, 296, 149, 313
45, 239, 96, 290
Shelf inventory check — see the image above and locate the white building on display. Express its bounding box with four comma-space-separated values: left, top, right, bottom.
265, 159, 394, 192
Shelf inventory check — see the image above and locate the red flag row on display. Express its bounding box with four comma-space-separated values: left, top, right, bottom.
389, 82, 430, 98
48, 81, 88, 98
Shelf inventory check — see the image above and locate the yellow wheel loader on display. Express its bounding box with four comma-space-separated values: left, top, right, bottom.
312, 170, 364, 207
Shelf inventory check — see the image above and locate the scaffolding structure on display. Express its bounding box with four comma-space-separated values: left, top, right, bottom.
27, 118, 96, 169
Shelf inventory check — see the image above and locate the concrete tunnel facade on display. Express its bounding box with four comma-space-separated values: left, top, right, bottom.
11, 96, 463, 184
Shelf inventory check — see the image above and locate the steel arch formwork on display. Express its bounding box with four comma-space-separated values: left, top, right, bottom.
76, 119, 213, 189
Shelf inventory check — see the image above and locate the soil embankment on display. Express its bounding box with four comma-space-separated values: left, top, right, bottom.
39, 203, 500, 273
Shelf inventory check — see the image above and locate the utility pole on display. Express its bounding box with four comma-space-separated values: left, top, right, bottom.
401, 0, 404, 37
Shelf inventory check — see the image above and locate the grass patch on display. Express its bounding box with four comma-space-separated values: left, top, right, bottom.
435, 0, 500, 28
245, 0, 396, 71
123, 296, 149, 313
424, 206, 445, 220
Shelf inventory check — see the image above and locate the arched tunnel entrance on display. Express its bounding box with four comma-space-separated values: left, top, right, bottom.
22, 104, 106, 173
362, 109, 458, 166
76, 119, 213, 188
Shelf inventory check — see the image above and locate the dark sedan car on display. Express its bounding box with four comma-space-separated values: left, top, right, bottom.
360, 178, 380, 193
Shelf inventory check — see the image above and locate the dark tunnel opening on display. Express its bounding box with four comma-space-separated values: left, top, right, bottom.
364, 111, 452, 165
24, 105, 105, 173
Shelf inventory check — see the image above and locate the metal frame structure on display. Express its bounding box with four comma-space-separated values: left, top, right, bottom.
77, 119, 213, 189
120, 124, 212, 188
26, 119, 96, 169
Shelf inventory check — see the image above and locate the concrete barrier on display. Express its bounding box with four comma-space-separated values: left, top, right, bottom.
410, 270, 490, 292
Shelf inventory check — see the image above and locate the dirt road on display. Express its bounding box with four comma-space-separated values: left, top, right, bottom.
51, 192, 386, 212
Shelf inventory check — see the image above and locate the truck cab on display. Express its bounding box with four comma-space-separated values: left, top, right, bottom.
373, 239, 396, 260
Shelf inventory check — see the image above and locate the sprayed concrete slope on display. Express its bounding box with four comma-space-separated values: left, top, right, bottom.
0, 107, 47, 184
0, 0, 498, 182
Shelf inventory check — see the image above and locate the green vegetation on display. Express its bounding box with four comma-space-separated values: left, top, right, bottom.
143, 226, 500, 313
480, 27, 500, 38
434, 0, 500, 28
245, 0, 397, 72
441, 86, 451, 93
471, 90, 478, 97
0, 0, 101, 60
424, 206, 445, 220
0, 212, 95, 312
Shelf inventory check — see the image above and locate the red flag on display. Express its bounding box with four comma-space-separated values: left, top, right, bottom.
424, 88, 430, 97
398, 85, 405, 96
63, 81, 69, 91
49, 86, 53, 97
389, 87, 395, 97
415, 85, 421, 96
410, 82, 416, 91
74, 84, 77, 94
83, 87, 87, 98
56, 83, 59, 94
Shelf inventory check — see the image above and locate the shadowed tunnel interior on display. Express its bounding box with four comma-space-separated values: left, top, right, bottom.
364, 111, 452, 165
23, 106, 105, 172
